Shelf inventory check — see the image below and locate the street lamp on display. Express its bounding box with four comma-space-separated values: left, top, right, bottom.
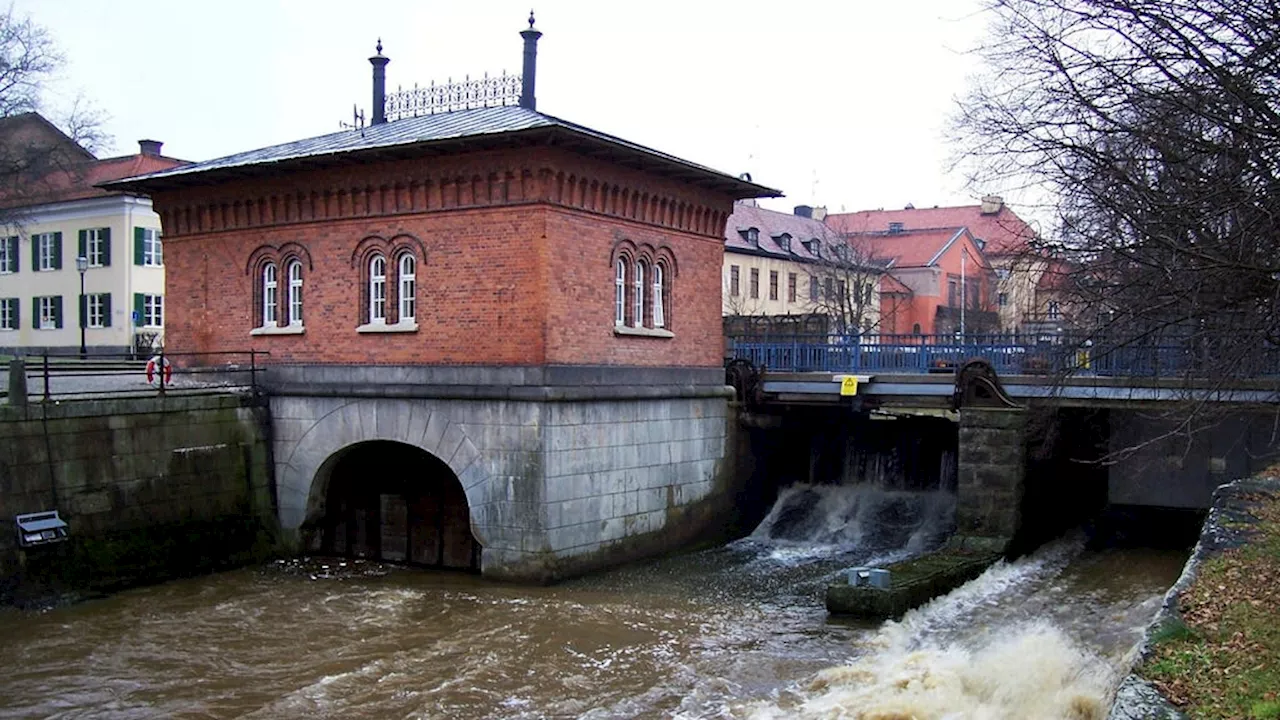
76, 255, 88, 359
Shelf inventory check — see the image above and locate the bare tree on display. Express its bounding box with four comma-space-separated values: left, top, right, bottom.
956, 0, 1280, 385
803, 236, 897, 337
0, 7, 108, 220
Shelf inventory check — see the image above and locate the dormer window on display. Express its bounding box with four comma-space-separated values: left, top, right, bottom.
803, 238, 820, 256
776, 233, 792, 252
744, 227, 760, 246
888, 222, 905, 233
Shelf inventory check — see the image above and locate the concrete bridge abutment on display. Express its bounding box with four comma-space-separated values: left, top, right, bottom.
955, 408, 1026, 550
265, 365, 744, 583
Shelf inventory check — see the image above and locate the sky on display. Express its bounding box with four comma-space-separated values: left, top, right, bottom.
20, 0, 996, 217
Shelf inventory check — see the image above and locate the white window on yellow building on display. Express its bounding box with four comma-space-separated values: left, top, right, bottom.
81, 228, 111, 267
34, 232, 61, 271
0, 298, 17, 329
0, 236, 16, 273
135, 228, 162, 267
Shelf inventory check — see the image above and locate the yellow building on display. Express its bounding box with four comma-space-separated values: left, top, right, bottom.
723, 202, 884, 337
0, 114, 185, 355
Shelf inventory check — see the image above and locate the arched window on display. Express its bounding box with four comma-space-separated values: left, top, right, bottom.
287, 260, 303, 326
262, 262, 277, 327
615, 258, 626, 326
399, 253, 416, 322
913, 323, 922, 335
653, 263, 665, 328
369, 254, 387, 323
633, 260, 646, 328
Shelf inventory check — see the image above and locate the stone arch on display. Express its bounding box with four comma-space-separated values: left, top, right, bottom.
273, 398, 493, 554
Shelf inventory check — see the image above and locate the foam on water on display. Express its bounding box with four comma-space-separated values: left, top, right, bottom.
750, 483, 956, 555
748, 620, 1114, 720
742, 538, 1122, 720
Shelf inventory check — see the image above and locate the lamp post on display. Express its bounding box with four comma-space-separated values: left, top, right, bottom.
76, 255, 88, 359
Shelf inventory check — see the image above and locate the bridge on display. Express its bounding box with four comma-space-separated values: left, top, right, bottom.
728, 334, 1280, 406
726, 334, 1280, 556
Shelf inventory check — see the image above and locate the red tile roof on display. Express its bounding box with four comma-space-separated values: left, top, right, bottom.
846, 227, 970, 269
0, 152, 188, 209
826, 203, 1038, 256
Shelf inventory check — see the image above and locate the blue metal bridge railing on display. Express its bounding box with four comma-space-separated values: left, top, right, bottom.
727, 334, 1280, 378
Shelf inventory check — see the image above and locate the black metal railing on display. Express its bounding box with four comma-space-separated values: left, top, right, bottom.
10, 350, 268, 403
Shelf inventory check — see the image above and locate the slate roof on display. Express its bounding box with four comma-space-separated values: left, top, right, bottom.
724, 202, 836, 262
826, 204, 1038, 256
104, 106, 780, 199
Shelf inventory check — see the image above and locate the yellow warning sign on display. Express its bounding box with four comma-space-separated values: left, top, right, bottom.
839, 376, 859, 396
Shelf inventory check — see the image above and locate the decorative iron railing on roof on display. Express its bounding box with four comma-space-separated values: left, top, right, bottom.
384, 72, 523, 120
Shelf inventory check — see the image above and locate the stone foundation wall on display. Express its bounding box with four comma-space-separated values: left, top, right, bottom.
266, 364, 743, 582
956, 407, 1026, 545
0, 394, 276, 605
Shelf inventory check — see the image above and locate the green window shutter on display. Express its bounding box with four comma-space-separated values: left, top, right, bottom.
53, 296, 63, 329
79, 293, 87, 327
31, 298, 37, 329
31, 238, 38, 271
78, 229, 87, 260
134, 293, 144, 325
102, 293, 112, 327
101, 228, 111, 266
11, 298, 18, 329
134, 227, 145, 265
52, 232, 62, 270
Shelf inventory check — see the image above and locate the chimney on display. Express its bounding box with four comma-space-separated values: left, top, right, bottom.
980, 194, 1004, 215
138, 139, 163, 156
370, 39, 390, 125
793, 205, 813, 218
519, 11, 542, 111
812, 206, 827, 222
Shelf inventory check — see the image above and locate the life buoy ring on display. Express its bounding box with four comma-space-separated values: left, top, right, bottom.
146, 355, 173, 386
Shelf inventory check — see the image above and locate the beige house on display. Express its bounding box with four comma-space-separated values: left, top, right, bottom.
0, 114, 185, 355
723, 202, 884, 337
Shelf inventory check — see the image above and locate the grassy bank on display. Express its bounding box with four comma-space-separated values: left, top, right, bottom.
1142, 484, 1280, 719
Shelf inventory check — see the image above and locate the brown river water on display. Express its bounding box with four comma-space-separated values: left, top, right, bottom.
0, 485, 1187, 719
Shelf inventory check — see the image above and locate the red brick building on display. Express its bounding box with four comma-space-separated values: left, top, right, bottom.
107, 19, 777, 581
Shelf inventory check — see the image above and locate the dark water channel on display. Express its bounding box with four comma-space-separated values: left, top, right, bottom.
0, 485, 1186, 719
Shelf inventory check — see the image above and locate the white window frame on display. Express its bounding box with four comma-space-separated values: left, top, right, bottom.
614, 259, 626, 326
1047, 300, 1061, 321
653, 263, 665, 328
633, 260, 646, 328
398, 254, 415, 322
287, 260, 303, 326
262, 262, 278, 327
87, 228, 107, 267
36, 233, 56, 271
369, 254, 387, 324
142, 228, 163, 267
143, 294, 163, 328
0, 298, 15, 329
39, 296, 57, 329
0, 239, 12, 274
88, 294, 106, 328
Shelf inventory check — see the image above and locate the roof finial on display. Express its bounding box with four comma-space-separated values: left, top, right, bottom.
528, 10, 536, 28
376, 37, 383, 55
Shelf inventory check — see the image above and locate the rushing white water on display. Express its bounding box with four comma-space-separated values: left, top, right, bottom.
750, 483, 957, 556
736, 536, 1151, 720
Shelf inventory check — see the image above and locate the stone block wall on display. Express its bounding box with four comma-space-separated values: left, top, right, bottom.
956, 407, 1027, 545
0, 394, 275, 604
267, 364, 741, 582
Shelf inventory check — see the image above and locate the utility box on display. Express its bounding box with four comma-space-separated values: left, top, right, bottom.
16, 511, 69, 548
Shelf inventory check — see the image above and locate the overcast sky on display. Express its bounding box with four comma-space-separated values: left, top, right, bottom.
21, 0, 995, 216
